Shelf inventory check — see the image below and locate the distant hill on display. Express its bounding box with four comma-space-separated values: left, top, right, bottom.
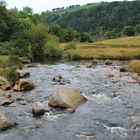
51, 3, 101, 16
46, 1, 140, 37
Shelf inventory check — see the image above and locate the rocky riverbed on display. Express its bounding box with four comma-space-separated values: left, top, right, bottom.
0, 61, 140, 140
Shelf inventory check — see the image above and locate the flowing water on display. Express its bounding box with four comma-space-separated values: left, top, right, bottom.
0, 61, 140, 140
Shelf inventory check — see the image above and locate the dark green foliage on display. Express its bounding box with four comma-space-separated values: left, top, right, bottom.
80, 33, 93, 42
135, 24, 140, 35
47, 1, 140, 38
2, 68, 19, 85
123, 26, 135, 36
64, 41, 76, 51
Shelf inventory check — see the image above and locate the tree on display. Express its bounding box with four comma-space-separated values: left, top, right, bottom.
26, 23, 49, 60
135, 24, 140, 34
123, 26, 135, 36
80, 33, 92, 42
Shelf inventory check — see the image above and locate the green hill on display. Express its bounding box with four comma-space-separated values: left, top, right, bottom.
47, 1, 140, 38
51, 3, 100, 16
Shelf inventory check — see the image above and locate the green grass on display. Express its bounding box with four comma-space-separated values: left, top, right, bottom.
61, 36, 140, 60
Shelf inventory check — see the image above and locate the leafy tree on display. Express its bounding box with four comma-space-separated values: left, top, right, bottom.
123, 26, 135, 36
80, 33, 92, 42
44, 35, 61, 58
135, 24, 140, 34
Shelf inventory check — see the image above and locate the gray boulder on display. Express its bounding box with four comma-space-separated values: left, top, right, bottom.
48, 87, 87, 109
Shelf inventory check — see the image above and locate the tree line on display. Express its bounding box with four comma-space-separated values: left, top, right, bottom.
47, 1, 140, 39
0, 0, 140, 61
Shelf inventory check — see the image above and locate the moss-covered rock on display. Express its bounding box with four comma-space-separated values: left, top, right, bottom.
48, 87, 87, 109
0, 77, 11, 90
0, 112, 17, 131
13, 79, 35, 91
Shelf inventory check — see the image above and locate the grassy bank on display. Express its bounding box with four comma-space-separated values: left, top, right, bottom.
61, 36, 140, 60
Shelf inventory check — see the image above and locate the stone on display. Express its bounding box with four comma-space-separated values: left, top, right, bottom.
48, 87, 87, 109
3, 92, 11, 99
32, 108, 48, 117
86, 64, 93, 68
16, 69, 30, 78
0, 77, 11, 90
1, 99, 14, 106
26, 123, 38, 129
104, 59, 113, 65
53, 75, 62, 82
78, 131, 96, 136
128, 114, 140, 122
0, 112, 17, 131
107, 73, 122, 78
13, 79, 35, 91
120, 67, 127, 72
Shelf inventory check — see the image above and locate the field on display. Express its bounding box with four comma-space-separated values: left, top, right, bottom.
61, 36, 140, 60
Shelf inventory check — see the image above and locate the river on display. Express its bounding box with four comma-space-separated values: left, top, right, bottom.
0, 61, 140, 140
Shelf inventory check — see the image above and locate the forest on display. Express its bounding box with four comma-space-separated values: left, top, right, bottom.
0, 0, 140, 61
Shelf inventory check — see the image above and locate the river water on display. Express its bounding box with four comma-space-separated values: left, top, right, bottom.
0, 61, 140, 140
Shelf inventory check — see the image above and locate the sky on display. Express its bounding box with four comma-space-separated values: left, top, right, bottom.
5, 0, 126, 13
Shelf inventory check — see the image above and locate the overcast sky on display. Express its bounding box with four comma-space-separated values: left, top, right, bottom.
5, 0, 127, 13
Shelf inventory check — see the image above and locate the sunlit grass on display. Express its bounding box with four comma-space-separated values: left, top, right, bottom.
61, 36, 140, 60
129, 60, 140, 73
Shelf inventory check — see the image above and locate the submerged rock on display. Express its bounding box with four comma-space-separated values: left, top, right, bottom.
0, 112, 17, 131
1, 99, 14, 106
86, 64, 93, 68
107, 73, 122, 78
3, 92, 11, 99
13, 79, 35, 91
65, 108, 75, 113
0, 77, 11, 90
48, 87, 87, 109
78, 131, 96, 136
128, 114, 140, 122
16, 69, 30, 78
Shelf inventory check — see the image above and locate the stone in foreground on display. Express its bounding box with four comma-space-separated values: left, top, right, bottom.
0, 112, 17, 131
13, 79, 35, 91
48, 87, 87, 109
0, 77, 11, 90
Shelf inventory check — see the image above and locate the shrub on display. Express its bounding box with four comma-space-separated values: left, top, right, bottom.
64, 41, 76, 51
0, 68, 19, 86
44, 35, 62, 58
129, 60, 140, 73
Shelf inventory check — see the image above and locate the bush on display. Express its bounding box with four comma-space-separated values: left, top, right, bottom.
64, 41, 76, 51
0, 68, 19, 85
129, 60, 140, 73
0, 55, 22, 68
123, 26, 135, 36
44, 35, 62, 58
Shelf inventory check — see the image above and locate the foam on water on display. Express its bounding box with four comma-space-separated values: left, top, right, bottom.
44, 112, 67, 121
91, 94, 112, 104
103, 124, 128, 136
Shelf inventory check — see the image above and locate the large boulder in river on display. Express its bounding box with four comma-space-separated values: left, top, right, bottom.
0, 112, 17, 131
16, 69, 30, 78
48, 87, 87, 109
0, 77, 11, 90
13, 79, 35, 91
